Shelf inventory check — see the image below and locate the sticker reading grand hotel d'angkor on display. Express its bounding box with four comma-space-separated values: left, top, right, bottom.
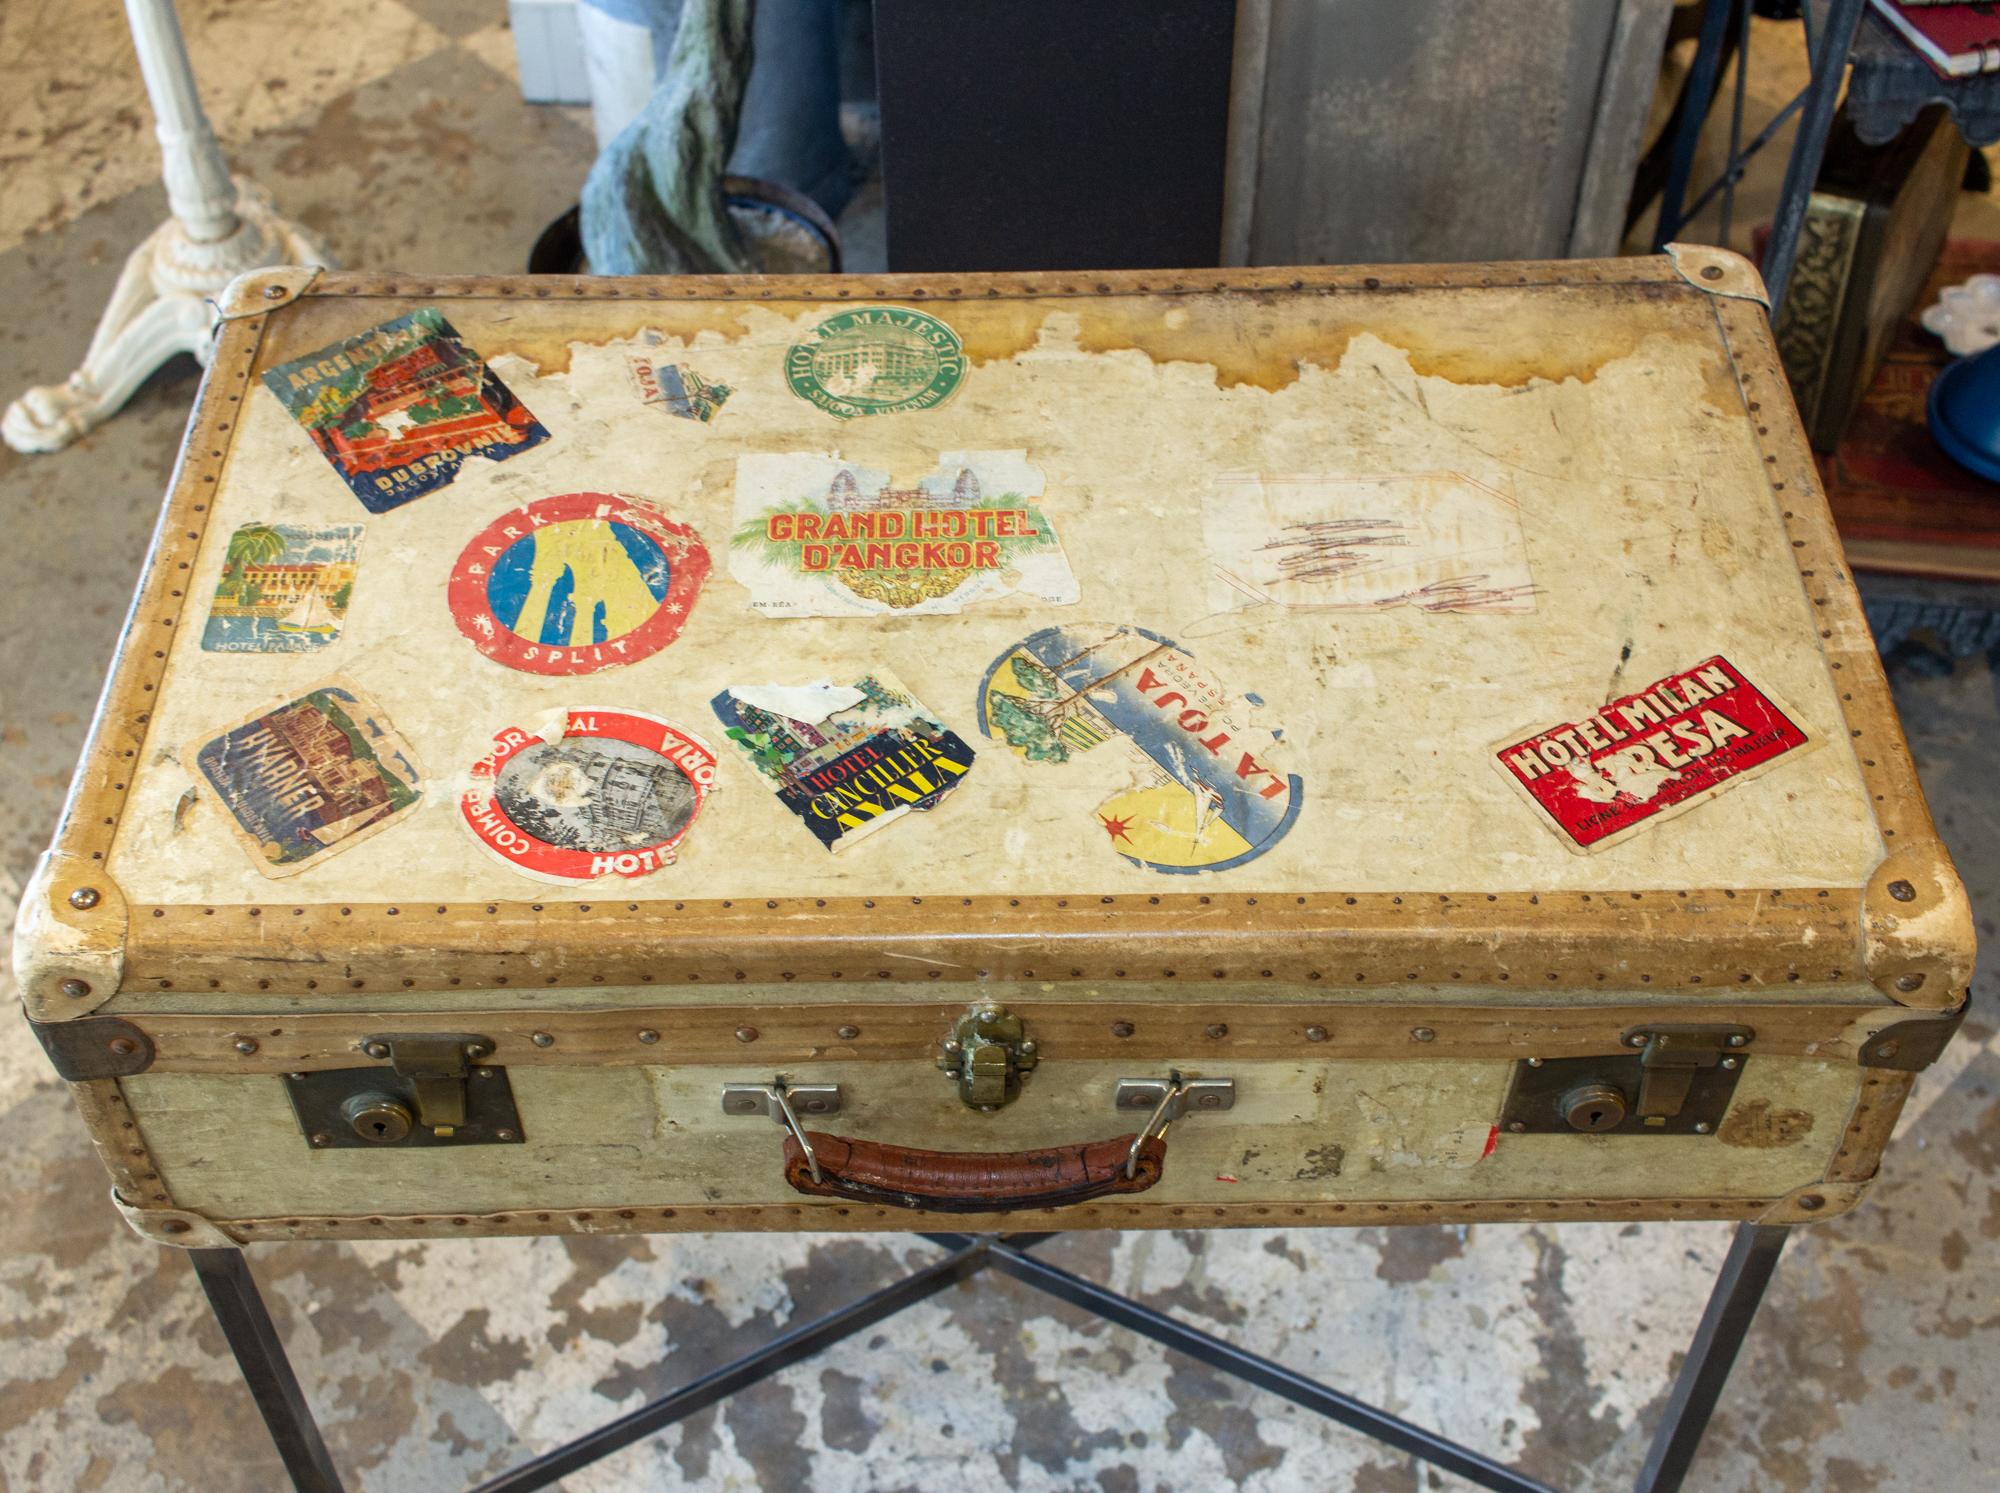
784, 306, 965, 419
711, 675, 974, 852
977, 624, 1303, 875
461, 709, 714, 884
1493, 655, 1812, 853
186, 682, 422, 877
448, 492, 710, 675
262, 308, 549, 513
730, 451, 1077, 616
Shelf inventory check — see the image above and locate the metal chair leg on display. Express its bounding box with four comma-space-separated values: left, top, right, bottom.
1761, 0, 1867, 310
188, 1248, 345, 1493
1633, 1222, 1791, 1493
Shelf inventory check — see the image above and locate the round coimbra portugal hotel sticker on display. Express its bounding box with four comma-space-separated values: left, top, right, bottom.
449, 492, 709, 675
462, 709, 716, 884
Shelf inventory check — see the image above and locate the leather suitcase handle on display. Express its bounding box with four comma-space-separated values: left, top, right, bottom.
781, 1131, 1168, 1213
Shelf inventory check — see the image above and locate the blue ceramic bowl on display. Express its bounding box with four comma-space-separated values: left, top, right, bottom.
1928, 342, 2000, 484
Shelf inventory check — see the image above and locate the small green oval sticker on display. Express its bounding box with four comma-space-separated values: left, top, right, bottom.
785, 306, 966, 419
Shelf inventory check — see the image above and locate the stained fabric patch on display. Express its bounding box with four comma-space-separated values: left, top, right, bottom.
1494, 655, 1812, 852
186, 682, 422, 877
631, 357, 732, 421
730, 451, 1077, 616
711, 674, 974, 852
261, 308, 548, 513
784, 306, 966, 419
977, 624, 1303, 874
461, 709, 714, 884
448, 492, 710, 675
202, 523, 361, 653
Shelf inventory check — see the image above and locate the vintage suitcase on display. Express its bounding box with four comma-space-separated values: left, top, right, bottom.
12, 247, 1974, 1248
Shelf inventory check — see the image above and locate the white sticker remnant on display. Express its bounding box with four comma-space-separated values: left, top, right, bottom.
1204, 471, 1536, 614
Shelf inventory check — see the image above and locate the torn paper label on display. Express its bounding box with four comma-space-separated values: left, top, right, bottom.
460, 709, 714, 884
1493, 654, 1815, 853
1204, 472, 1535, 614
976, 623, 1303, 874
730, 450, 1079, 617
711, 672, 974, 852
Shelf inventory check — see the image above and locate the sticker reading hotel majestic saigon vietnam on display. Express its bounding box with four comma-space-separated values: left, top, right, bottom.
202, 523, 362, 653
186, 683, 422, 877
711, 676, 974, 852
461, 710, 714, 884
1494, 656, 1811, 852
262, 309, 549, 513
978, 624, 1303, 874
731, 451, 1077, 615
784, 306, 965, 419
448, 493, 710, 675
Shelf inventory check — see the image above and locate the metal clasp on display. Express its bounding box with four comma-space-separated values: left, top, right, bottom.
1113, 1075, 1236, 1177
938, 1004, 1038, 1110
721, 1080, 843, 1185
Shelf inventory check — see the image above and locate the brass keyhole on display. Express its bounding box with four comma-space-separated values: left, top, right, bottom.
1560, 1083, 1627, 1133
341, 1092, 414, 1144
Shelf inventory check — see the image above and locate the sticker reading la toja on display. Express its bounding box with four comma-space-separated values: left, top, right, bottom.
785, 306, 966, 419
1494, 655, 1812, 852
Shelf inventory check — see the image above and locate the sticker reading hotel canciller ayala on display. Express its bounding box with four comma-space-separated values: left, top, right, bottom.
1493, 656, 1811, 852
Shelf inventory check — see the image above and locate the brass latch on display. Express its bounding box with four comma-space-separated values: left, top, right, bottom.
362, 1033, 494, 1130
938, 1004, 1038, 1110
1626, 1024, 1753, 1120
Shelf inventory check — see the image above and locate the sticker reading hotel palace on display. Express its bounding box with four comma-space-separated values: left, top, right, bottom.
1494, 655, 1812, 852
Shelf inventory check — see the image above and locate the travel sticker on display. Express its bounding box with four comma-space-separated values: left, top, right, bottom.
1494, 655, 1813, 852
261, 308, 549, 513
630, 356, 732, 421
977, 624, 1303, 874
461, 709, 715, 884
711, 675, 974, 852
185, 682, 422, 877
448, 492, 710, 675
202, 523, 361, 653
730, 451, 1078, 615
1204, 472, 1536, 614
784, 305, 965, 419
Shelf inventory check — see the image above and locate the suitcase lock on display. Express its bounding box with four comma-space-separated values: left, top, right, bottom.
1497, 1025, 1753, 1137
284, 1033, 525, 1149
937, 1004, 1039, 1111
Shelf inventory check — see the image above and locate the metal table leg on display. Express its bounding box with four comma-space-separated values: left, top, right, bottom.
188, 1248, 345, 1493
1632, 1222, 1792, 1493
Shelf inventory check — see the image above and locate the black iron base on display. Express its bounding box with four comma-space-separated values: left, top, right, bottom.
186, 1222, 1790, 1493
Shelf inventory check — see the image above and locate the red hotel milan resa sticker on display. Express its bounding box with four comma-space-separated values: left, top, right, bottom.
448, 492, 709, 676
462, 709, 715, 884
1494, 656, 1810, 852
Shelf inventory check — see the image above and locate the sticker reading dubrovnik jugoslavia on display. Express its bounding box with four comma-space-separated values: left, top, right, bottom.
1494, 655, 1813, 853
630, 356, 732, 421
201, 523, 362, 653
784, 305, 965, 419
977, 624, 1303, 874
448, 492, 710, 676
185, 682, 422, 877
261, 309, 549, 513
711, 674, 975, 852
461, 709, 714, 884
730, 451, 1077, 615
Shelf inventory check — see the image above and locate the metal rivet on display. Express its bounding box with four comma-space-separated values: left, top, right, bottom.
310, 1132, 333, 1146
979, 1007, 1002, 1021
1887, 880, 1916, 903
1693, 1122, 1712, 1134
1111, 1021, 1135, 1039
234, 1038, 259, 1055
1507, 1121, 1526, 1134
1205, 1023, 1228, 1039
475, 1068, 496, 1080
1411, 1027, 1435, 1042
1627, 1033, 1649, 1048
159, 1219, 191, 1235
289, 1072, 306, 1081
638, 1029, 660, 1044
1797, 1193, 1825, 1211
1304, 1025, 1327, 1043
836, 1025, 860, 1040
531, 1031, 555, 1048
1527, 1057, 1544, 1067
735, 1026, 759, 1043
1895, 972, 1925, 993
1197, 1093, 1221, 1107
59, 978, 92, 999
1874, 1039, 1899, 1060
1721, 1057, 1739, 1070
363, 1041, 390, 1060
1725, 1034, 1747, 1047
1701, 264, 1724, 281
68, 887, 100, 910
263, 284, 287, 299
107, 1038, 139, 1057
496, 1128, 518, 1142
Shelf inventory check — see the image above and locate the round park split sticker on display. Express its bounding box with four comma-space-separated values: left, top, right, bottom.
449, 492, 709, 675
461, 709, 716, 884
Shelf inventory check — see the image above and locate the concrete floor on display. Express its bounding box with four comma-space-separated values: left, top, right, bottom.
2, 6, 1997, 1491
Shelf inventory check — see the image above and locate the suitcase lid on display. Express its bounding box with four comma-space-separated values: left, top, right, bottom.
14, 250, 1972, 1019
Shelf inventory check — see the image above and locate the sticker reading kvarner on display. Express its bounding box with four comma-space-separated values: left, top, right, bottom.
448, 493, 710, 675
785, 306, 966, 419
978, 624, 1303, 874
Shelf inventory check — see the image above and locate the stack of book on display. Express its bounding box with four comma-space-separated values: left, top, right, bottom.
1871, 1, 2000, 77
